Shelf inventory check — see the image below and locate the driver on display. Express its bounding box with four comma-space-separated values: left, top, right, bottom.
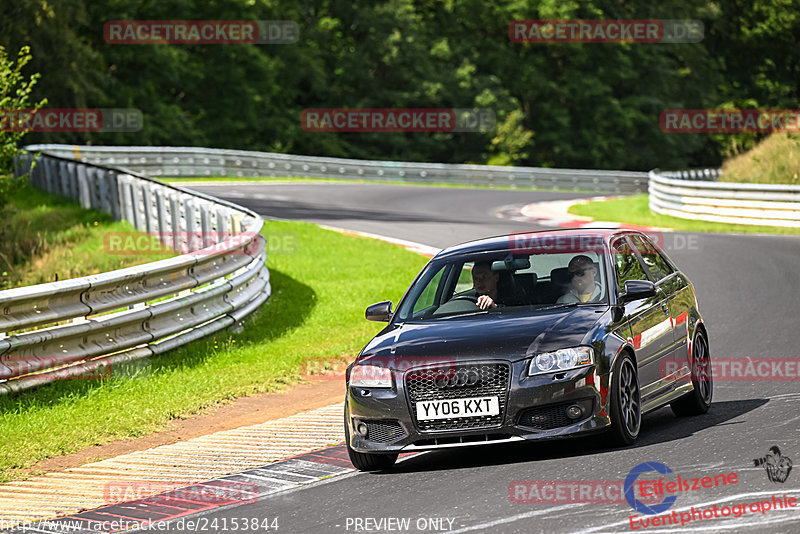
472, 262, 500, 310
557, 255, 602, 303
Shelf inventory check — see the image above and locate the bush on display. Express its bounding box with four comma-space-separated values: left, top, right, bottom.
0, 44, 46, 207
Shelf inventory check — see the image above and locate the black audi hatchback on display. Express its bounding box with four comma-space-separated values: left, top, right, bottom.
345, 229, 712, 471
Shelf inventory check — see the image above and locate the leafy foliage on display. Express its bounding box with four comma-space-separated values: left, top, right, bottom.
0, 45, 46, 206
0, 0, 797, 170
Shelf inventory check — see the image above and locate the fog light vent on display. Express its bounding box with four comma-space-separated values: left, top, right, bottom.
566, 405, 583, 420
517, 399, 594, 430
354, 420, 369, 437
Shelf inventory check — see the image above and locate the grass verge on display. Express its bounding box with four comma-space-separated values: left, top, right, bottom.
0, 220, 428, 483
568, 194, 800, 235
0, 184, 170, 289
721, 133, 800, 185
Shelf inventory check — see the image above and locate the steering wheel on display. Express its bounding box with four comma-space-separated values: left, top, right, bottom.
432, 293, 480, 316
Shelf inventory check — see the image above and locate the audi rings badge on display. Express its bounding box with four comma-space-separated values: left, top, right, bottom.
433, 368, 480, 388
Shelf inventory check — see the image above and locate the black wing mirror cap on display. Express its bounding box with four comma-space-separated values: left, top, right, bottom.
366, 301, 393, 322
619, 280, 656, 303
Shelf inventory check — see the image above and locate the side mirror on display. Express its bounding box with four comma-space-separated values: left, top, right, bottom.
365, 301, 392, 322
619, 280, 656, 303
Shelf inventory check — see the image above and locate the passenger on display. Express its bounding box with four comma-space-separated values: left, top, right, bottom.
472, 261, 501, 310
557, 255, 602, 303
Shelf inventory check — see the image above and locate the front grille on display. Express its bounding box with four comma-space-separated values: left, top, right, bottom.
364, 420, 406, 443
517, 400, 593, 430
406, 363, 510, 432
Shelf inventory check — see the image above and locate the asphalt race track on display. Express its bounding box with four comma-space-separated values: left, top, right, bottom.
156, 183, 800, 533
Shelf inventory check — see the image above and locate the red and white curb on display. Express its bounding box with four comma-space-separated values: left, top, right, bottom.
6, 445, 423, 533
6, 446, 359, 533
495, 196, 672, 233
0, 403, 347, 528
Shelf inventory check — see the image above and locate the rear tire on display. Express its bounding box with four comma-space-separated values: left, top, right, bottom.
671, 330, 712, 416
606, 352, 641, 446
344, 405, 398, 471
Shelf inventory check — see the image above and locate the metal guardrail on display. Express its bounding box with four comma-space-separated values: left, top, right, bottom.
656, 168, 722, 181
649, 169, 800, 227
0, 150, 270, 394
26, 145, 649, 193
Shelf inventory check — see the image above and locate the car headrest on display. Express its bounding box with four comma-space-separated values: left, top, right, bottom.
551, 267, 571, 286
514, 272, 537, 286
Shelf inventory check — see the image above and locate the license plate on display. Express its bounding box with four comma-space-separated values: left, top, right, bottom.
415, 396, 499, 420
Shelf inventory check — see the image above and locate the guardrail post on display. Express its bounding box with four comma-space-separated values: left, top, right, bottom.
142, 182, 154, 234
76, 164, 91, 208
170, 194, 182, 252
119, 176, 134, 224
42, 157, 54, 193
130, 182, 143, 230
200, 204, 212, 248
106, 171, 121, 221
86, 167, 99, 210
232, 213, 244, 234
50, 158, 60, 194
216, 208, 229, 242
156, 192, 168, 247
185, 198, 197, 251
58, 160, 69, 197
98, 170, 111, 215
67, 161, 76, 199
68, 161, 79, 201
63, 161, 72, 199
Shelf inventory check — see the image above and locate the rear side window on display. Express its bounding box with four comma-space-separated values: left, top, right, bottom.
630, 235, 673, 281
611, 237, 648, 290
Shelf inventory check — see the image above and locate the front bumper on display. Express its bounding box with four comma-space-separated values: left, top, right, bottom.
347, 359, 610, 453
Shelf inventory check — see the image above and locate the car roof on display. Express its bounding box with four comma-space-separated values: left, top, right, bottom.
434, 228, 643, 259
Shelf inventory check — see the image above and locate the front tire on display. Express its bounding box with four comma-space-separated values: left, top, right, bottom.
607, 352, 641, 446
344, 405, 398, 471
670, 330, 712, 416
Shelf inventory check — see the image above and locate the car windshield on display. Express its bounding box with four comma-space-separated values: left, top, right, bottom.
395, 246, 609, 321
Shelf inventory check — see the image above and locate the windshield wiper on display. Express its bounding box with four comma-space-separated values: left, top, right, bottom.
536, 302, 579, 311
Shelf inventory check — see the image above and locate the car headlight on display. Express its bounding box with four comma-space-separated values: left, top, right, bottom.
349, 364, 392, 388
528, 346, 594, 376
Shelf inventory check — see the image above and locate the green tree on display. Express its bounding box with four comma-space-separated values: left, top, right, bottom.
0, 45, 46, 207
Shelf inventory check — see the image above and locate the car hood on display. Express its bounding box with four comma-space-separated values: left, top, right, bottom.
359, 307, 607, 367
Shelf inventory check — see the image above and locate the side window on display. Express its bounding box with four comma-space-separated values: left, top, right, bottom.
611, 238, 648, 290
630, 235, 673, 281
454, 262, 474, 294
413, 268, 444, 314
